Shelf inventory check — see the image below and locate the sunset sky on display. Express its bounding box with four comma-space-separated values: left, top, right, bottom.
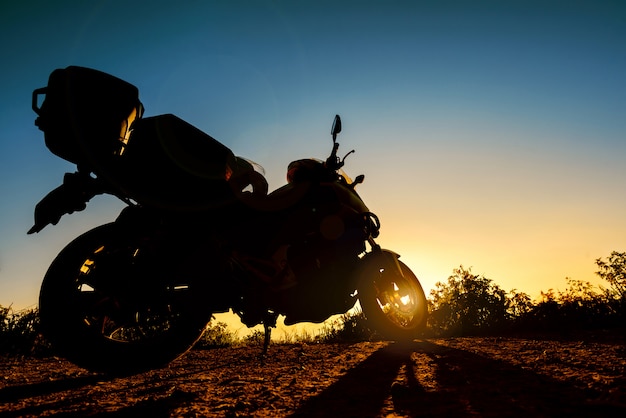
1, 0, 625, 331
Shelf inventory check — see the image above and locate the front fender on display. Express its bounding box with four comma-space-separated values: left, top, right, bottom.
356, 249, 428, 339
360, 248, 405, 279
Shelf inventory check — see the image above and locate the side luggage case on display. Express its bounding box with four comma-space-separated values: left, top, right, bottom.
32, 66, 143, 172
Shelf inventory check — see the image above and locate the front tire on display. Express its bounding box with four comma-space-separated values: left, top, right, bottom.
358, 253, 427, 341
39, 223, 209, 374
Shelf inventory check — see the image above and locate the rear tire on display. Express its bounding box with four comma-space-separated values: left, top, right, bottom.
39, 223, 209, 375
358, 254, 427, 341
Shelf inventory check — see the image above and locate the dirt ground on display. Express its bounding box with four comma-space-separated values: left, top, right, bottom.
1, 331, 625, 417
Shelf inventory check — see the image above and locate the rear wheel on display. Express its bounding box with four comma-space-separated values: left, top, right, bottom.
39, 223, 209, 375
358, 254, 427, 341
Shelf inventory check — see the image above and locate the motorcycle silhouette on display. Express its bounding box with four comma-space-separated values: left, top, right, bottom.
29, 66, 427, 374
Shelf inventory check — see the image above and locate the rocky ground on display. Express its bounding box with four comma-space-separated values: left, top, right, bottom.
1, 331, 625, 417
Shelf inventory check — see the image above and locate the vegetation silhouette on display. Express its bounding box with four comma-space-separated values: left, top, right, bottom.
1, 251, 624, 355
0, 305, 49, 356
427, 251, 625, 337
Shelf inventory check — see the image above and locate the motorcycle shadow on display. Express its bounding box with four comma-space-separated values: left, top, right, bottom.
293, 340, 624, 417
0, 374, 107, 405
0, 368, 194, 418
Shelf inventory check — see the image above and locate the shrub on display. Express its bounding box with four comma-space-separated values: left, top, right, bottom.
316, 310, 379, 343
194, 321, 240, 349
595, 251, 626, 299
0, 305, 49, 356
595, 251, 626, 325
511, 277, 622, 333
242, 329, 266, 346
427, 266, 511, 336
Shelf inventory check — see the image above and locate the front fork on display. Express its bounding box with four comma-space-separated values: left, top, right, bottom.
365, 236, 405, 279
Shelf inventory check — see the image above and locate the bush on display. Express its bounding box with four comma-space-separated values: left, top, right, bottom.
595, 251, 626, 299
0, 305, 49, 356
427, 257, 625, 337
316, 310, 380, 343
515, 277, 622, 333
427, 266, 512, 336
194, 321, 240, 349
595, 251, 626, 325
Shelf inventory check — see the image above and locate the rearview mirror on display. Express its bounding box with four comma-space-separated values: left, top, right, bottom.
331, 114, 342, 141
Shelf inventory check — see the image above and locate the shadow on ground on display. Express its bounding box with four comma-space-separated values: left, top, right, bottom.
1, 338, 624, 417
293, 340, 625, 417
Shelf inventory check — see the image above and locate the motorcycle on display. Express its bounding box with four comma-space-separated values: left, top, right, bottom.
28, 66, 427, 374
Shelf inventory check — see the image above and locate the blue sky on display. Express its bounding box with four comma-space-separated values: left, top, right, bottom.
1, 0, 625, 312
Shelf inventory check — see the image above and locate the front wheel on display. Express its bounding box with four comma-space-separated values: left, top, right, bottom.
357, 252, 428, 341
39, 223, 210, 374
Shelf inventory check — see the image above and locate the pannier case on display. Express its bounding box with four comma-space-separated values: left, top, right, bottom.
33, 67, 238, 210
32, 66, 143, 171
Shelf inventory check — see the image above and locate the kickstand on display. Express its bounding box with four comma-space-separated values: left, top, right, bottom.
262, 322, 272, 356
260, 311, 278, 359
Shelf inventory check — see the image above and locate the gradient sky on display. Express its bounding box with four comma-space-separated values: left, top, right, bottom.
1, 1, 625, 317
